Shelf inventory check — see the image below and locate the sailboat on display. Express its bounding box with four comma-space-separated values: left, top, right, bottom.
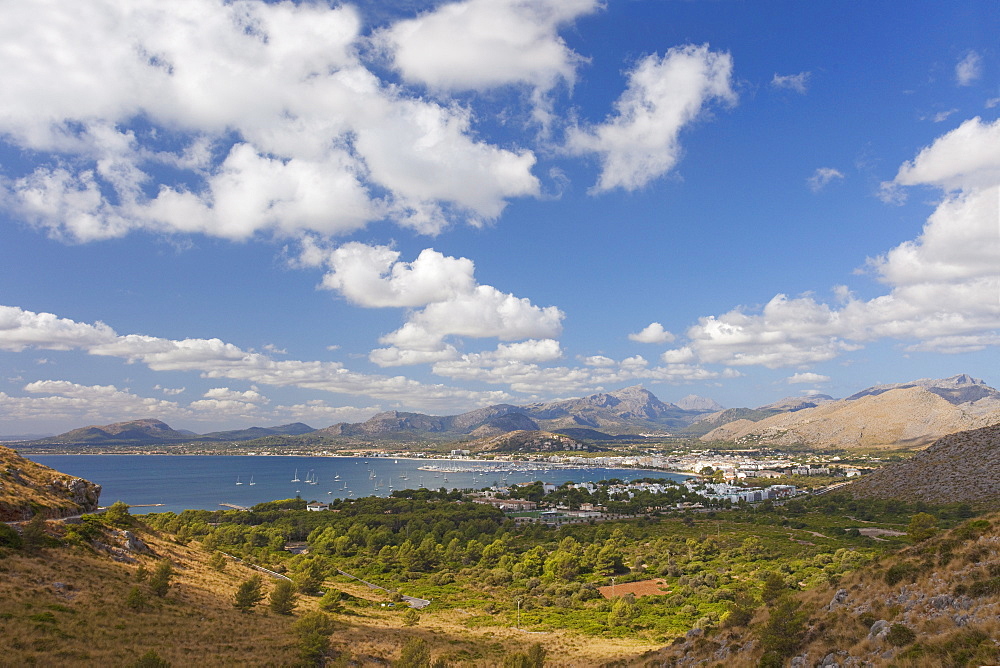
248, 476, 256, 486
291, 469, 300, 482
236, 476, 243, 485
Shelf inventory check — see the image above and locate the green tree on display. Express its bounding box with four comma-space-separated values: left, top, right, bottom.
20, 513, 50, 551
126, 585, 148, 611
907, 512, 938, 543
233, 574, 265, 612
317, 589, 342, 612
294, 558, 326, 595
148, 559, 173, 597
269, 579, 297, 615
396, 638, 431, 668
760, 571, 787, 603
402, 607, 420, 626
0, 522, 23, 549
103, 500, 132, 528
607, 594, 638, 627
503, 643, 546, 668
294, 611, 335, 665
208, 551, 227, 572
758, 596, 807, 665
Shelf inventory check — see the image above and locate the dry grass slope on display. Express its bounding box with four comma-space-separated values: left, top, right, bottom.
847, 423, 1000, 507
0, 525, 300, 667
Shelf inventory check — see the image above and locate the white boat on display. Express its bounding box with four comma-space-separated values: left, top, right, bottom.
291, 469, 300, 482
236, 476, 243, 485
248, 476, 256, 486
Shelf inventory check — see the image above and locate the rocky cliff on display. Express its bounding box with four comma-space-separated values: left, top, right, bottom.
0, 445, 101, 520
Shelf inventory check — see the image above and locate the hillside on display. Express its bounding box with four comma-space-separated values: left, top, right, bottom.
462, 430, 606, 453
701, 375, 1000, 450
0, 445, 101, 520
643, 512, 1000, 667
847, 423, 1000, 507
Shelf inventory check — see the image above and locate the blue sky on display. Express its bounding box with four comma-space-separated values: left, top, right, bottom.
0, 0, 997, 434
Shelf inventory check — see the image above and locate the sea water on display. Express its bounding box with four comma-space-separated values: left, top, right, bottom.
25, 454, 687, 515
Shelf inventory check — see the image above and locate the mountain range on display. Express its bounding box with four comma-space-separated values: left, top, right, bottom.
700, 374, 1000, 450
15, 374, 1000, 451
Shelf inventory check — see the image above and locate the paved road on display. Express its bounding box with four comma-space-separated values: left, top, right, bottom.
336, 568, 431, 609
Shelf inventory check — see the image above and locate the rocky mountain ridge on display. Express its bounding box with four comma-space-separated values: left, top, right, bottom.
701, 374, 1000, 450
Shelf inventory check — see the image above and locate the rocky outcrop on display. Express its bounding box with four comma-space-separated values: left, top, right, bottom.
0, 446, 102, 520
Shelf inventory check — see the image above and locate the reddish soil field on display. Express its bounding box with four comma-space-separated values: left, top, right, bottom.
598, 578, 671, 599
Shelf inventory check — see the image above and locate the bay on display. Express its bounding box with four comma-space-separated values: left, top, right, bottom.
25, 454, 687, 515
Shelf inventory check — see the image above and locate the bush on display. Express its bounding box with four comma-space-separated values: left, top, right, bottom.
0, 522, 22, 549
886, 623, 916, 646
402, 607, 420, 626
884, 562, 917, 586
132, 650, 170, 667
317, 589, 342, 612
102, 501, 133, 528
967, 576, 1000, 597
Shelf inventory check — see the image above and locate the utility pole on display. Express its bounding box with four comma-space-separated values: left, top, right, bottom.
516, 598, 521, 630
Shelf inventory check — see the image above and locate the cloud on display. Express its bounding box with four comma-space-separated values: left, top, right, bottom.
0, 305, 117, 352
680, 117, 1000, 368
787, 372, 830, 384
374, 0, 599, 94
304, 242, 564, 362
154, 385, 186, 396
202, 387, 269, 404
629, 322, 675, 344
3, 380, 183, 424
0, 0, 541, 241
956, 51, 982, 86
566, 45, 736, 192
0, 304, 515, 413
807, 167, 844, 192
771, 71, 810, 94
316, 242, 476, 308
931, 109, 959, 123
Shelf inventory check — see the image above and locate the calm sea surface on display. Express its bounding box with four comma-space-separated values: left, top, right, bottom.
26, 455, 687, 515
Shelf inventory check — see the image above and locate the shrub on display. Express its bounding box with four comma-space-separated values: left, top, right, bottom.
207, 551, 227, 572
102, 501, 132, 528
967, 576, 1000, 597
884, 562, 917, 586
294, 612, 336, 666
0, 522, 22, 549
317, 589, 342, 612
886, 623, 916, 646
132, 650, 170, 667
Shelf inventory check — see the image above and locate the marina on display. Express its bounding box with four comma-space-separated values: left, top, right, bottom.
25, 454, 685, 515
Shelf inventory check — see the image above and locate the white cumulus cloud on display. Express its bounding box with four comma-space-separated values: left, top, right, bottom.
0, 0, 541, 241
629, 322, 675, 344
566, 45, 736, 193
680, 117, 1000, 367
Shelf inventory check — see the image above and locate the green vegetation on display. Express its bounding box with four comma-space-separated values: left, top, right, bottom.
233, 574, 265, 612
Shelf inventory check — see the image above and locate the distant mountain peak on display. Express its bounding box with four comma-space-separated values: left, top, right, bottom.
675, 394, 724, 411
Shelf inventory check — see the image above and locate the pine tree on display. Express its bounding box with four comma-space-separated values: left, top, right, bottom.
148, 559, 173, 597
269, 579, 297, 615
233, 574, 265, 612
